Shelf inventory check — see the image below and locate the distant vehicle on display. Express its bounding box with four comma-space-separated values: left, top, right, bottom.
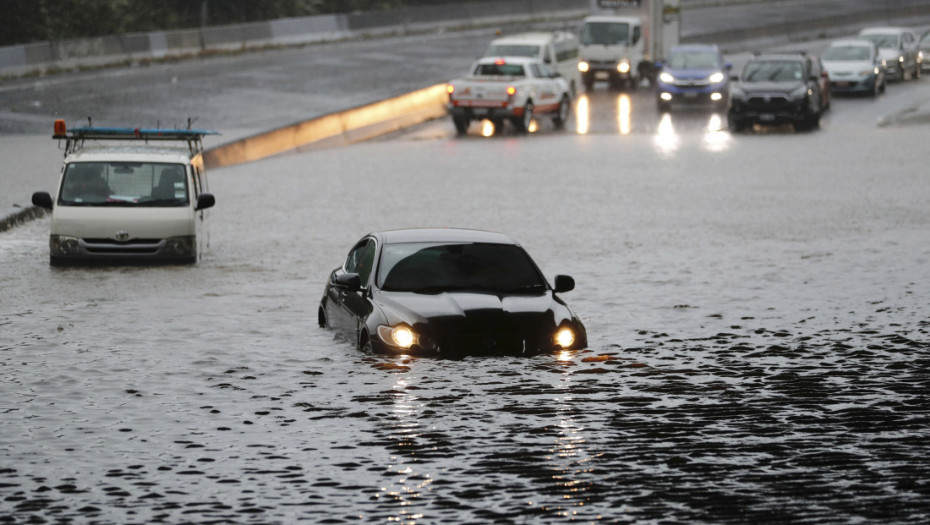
655, 44, 731, 112
31, 120, 217, 265
858, 27, 922, 81
577, 0, 682, 91
821, 39, 887, 97
318, 228, 588, 356
919, 30, 930, 72
728, 53, 825, 132
484, 31, 581, 95
810, 54, 831, 111
446, 56, 572, 135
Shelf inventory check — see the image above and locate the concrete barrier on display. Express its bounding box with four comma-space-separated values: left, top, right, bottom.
203, 84, 450, 169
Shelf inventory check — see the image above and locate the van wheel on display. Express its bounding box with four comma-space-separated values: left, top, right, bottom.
452, 116, 469, 135
552, 96, 570, 129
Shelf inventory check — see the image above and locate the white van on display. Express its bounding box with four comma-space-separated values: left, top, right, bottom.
484, 31, 582, 94
31, 121, 217, 265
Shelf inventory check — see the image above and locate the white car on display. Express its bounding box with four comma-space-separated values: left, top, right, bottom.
31, 121, 217, 265
484, 31, 581, 96
858, 27, 922, 81
821, 39, 887, 97
446, 56, 572, 134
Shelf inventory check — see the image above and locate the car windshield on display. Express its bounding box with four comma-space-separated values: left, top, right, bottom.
860, 34, 898, 49
667, 50, 720, 69
378, 242, 547, 294
58, 161, 188, 206
485, 44, 540, 58
580, 22, 629, 46
742, 60, 803, 82
474, 63, 525, 76
823, 45, 871, 61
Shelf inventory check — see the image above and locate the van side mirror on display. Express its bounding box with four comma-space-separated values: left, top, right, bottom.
196, 193, 215, 210
553, 275, 575, 293
32, 191, 53, 209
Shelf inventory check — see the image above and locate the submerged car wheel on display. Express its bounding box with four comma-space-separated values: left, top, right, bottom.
552, 96, 570, 129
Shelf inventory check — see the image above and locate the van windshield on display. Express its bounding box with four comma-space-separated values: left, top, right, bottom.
580, 22, 630, 46
485, 44, 541, 58
58, 162, 189, 207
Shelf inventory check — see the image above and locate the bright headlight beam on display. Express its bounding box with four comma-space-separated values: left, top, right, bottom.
555, 328, 575, 348
392, 326, 415, 348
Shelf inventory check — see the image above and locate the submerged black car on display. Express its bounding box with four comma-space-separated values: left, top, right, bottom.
728, 52, 825, 132
319, 228, 587, 356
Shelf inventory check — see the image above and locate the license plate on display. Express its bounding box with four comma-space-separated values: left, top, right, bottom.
595, 72, 609, 80
760, 113, 775, 121
684, 92, 698, 98
834, 81, 850, 87
472, 108, 488, 116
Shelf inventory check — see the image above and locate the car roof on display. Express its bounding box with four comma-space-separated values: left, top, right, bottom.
670, 44, 720, 54
64, 145, 196, 164
377, 228, 519, 246
489, 31, 575, 45
859, 27, 909, 35
749, 53, 807, 62
827, 38, 875, 47
474, 55, 540, 66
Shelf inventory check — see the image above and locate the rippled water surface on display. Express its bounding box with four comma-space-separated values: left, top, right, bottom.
2, 123, 930, 523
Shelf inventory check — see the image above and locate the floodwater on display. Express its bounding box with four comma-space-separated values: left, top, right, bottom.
3, 91, 930, 523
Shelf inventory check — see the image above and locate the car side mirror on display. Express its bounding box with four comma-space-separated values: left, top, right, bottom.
195, 193, 215, 210
553, 275, 575, 293
335, 272, 362, 292
32, 191, 53, 209
724, 62, 733, 70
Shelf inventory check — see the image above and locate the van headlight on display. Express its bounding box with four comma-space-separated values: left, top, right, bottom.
50, 235, 80, 255
617, 61, 631, 74
164, 235, 195, 256
578, 60, 590, 73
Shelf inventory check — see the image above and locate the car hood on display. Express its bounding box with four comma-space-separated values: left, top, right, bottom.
822, 59, 874, 75
664, 67, 720, 80
878, 48, 902, 61
737, 80, 803, 94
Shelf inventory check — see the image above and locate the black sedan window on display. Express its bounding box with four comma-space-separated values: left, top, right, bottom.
378, 242, 547, 294
743, 60, 803, 82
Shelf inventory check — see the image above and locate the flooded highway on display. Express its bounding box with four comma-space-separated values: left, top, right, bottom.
4, 5, 930, 522
3, 84, 930, 522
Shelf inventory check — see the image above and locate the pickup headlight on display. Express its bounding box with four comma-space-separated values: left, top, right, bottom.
50, 235, 80, 255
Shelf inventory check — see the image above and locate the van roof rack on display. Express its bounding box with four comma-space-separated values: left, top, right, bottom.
53, 118, 219, 157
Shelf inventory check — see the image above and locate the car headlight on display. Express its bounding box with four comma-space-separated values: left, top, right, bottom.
617, 61, 631, 74
708, 71, 725, 84
578, 61, 589, 73
789, 85, 810, 99
50, 234, 80, 255
377, 324, 435, 350
554, 327, 575, 349
659, 72, 675, 83
898, 55, 904, 63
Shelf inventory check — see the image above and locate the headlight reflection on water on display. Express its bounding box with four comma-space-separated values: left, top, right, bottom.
575, 94, 590, 134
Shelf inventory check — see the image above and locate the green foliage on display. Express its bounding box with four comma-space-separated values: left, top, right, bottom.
0, 0, 487, 46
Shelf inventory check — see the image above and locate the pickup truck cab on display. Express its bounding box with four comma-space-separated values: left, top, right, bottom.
446, 56, 572, 135
31, 121, 217, 265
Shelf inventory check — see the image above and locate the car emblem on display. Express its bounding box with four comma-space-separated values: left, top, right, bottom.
764, 96, 772, 103
115, 230, 130, 241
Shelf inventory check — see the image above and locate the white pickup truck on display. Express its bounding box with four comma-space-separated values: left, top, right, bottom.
446, 56, 572, 135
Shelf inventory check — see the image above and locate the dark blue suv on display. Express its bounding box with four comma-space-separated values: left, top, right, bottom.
656, 44, 731, 112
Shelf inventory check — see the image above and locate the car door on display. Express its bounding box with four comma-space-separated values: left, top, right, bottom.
327, 238, 377, 345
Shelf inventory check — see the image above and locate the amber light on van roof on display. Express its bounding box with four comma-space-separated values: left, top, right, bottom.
54, 119, 67, 138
